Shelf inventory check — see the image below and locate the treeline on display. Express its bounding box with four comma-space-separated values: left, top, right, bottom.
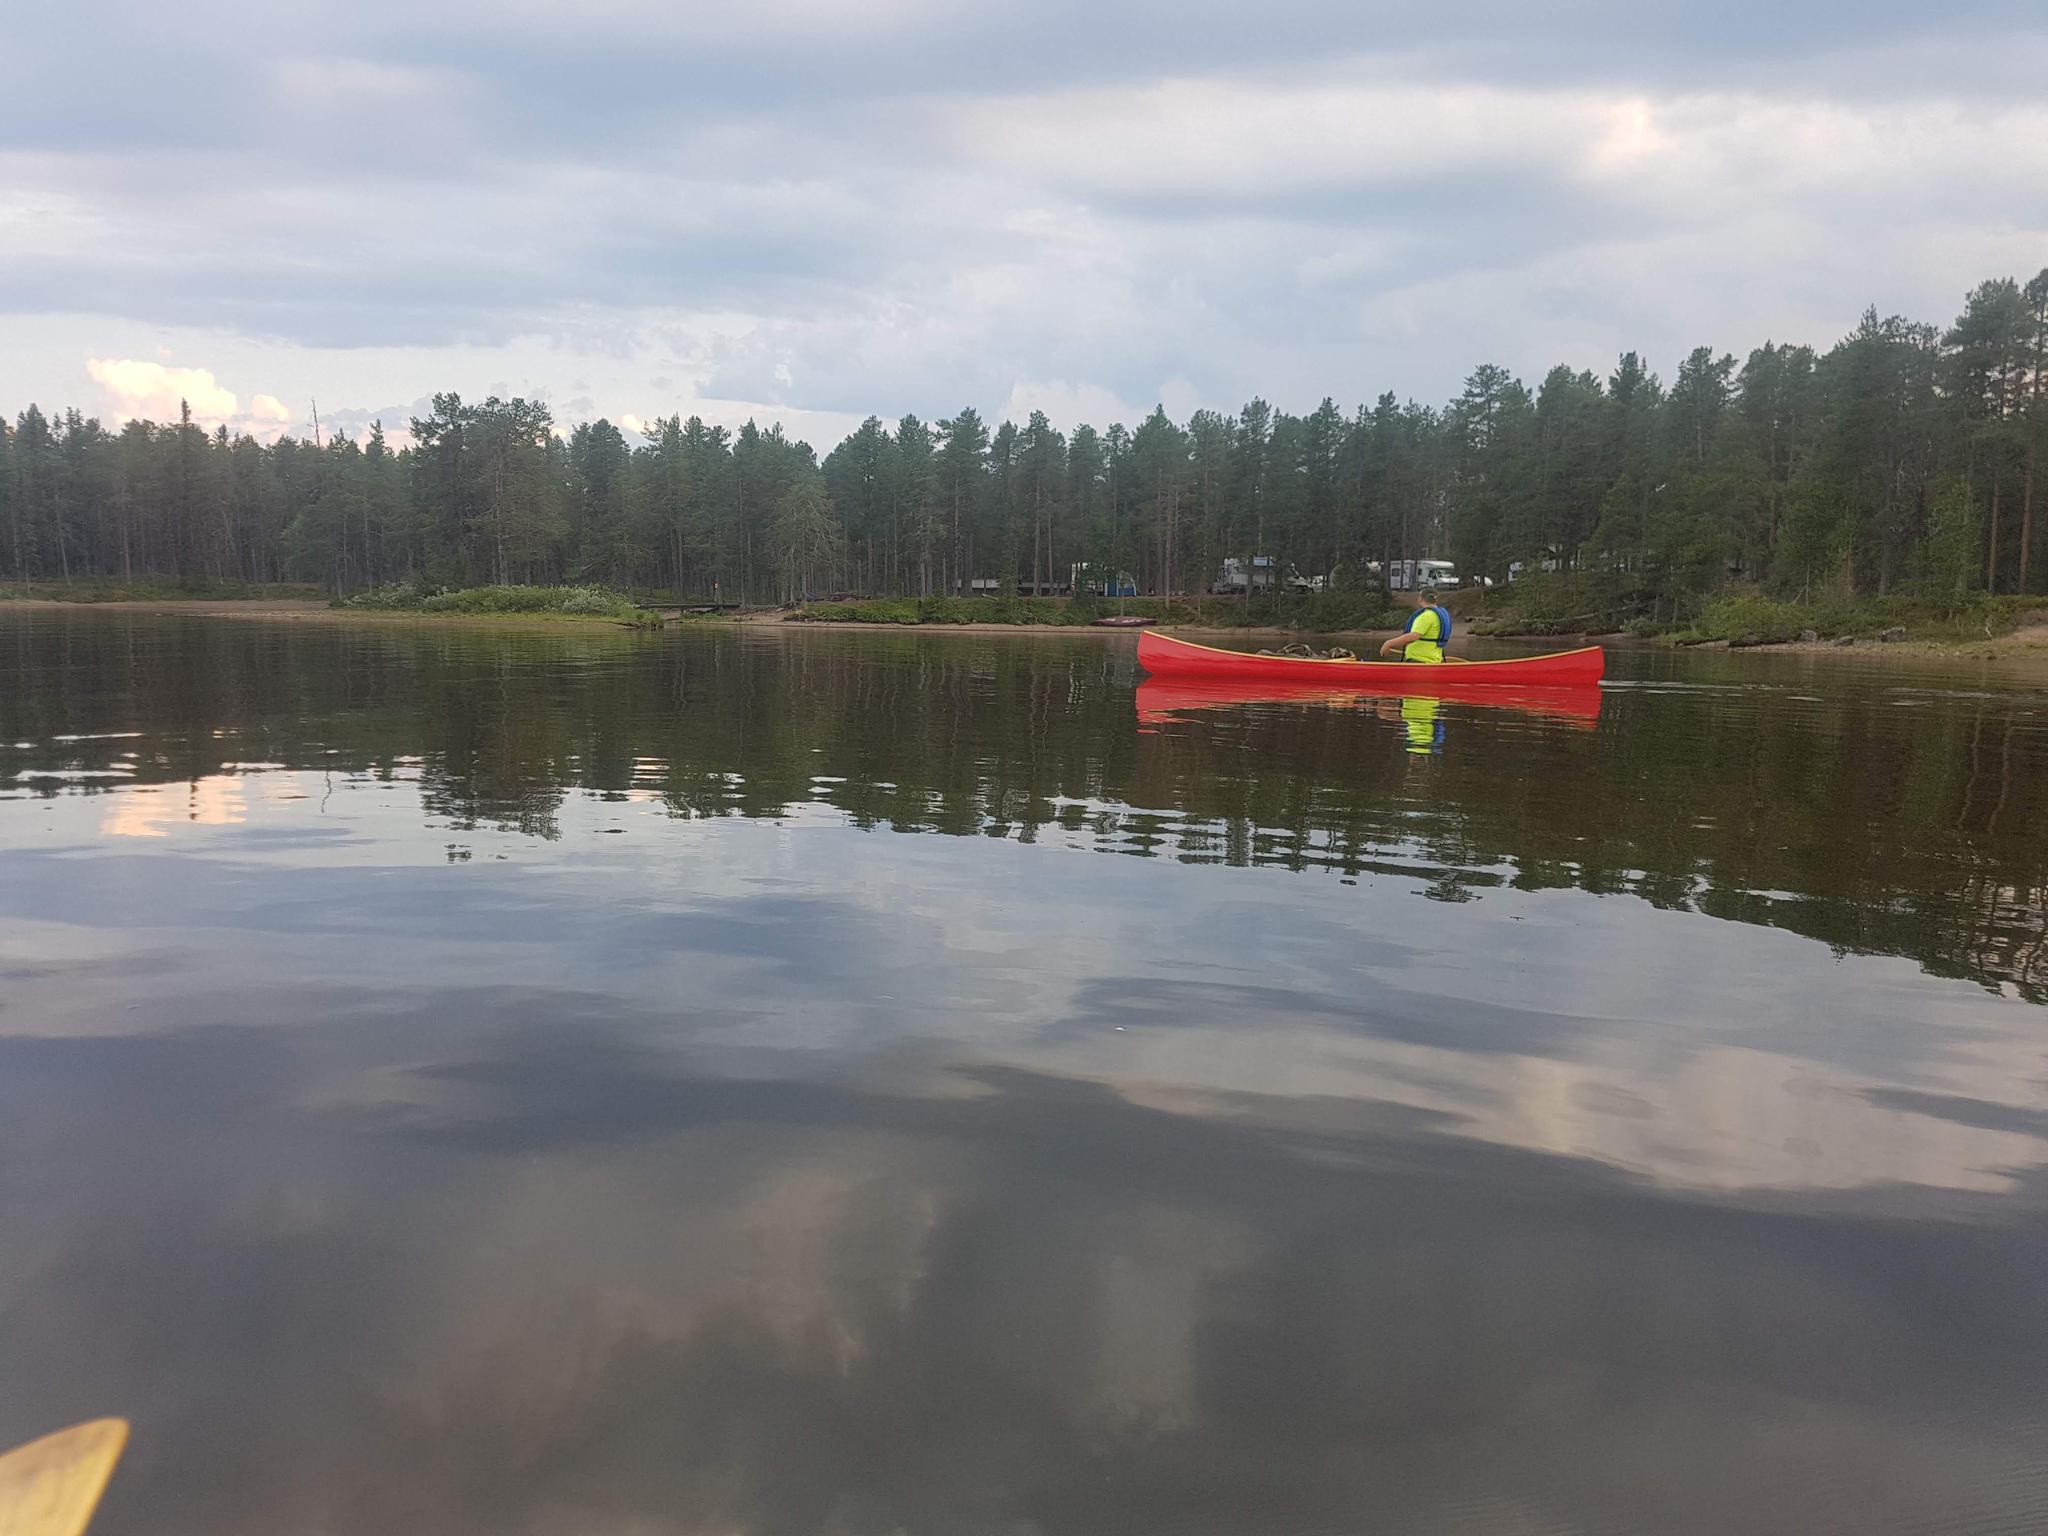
4, 270, 2044, 606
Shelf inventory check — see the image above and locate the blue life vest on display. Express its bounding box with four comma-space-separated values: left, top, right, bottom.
1410, 604, 1452, 648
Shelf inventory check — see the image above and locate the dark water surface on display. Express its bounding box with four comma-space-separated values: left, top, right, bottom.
3, 611, 2048, 1535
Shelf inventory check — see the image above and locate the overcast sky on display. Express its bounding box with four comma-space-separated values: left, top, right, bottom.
4, 1, 2045, 447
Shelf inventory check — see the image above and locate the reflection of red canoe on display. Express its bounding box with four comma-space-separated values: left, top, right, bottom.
1136, 677, 1603, 727
1137, 629, 1605, 686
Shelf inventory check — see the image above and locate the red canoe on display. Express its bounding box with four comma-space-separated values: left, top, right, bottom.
1136, 630, 1605, 687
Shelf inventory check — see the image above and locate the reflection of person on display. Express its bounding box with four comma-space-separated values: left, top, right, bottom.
1373, 696, 1445, 755
1400, 695, 1443, 754
1377, 599, 1452, 663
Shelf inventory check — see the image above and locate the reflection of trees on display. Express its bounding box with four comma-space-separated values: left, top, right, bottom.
3, 614, 2045, 1000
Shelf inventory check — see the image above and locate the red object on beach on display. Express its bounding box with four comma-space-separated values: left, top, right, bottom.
1135, 630, 1605, 687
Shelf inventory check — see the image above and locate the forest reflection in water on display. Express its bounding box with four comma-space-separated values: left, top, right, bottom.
2, 610, 2047, 1535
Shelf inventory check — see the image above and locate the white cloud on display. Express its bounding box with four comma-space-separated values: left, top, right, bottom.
411, 0, 945, 43
0, 176, 109, 259
951, 73, 1609, 197
8, 15, 2046, 446
998, 380, 1146, 432
87, 356, 239, 422
84, 356, 294, 439
949, 68, 2048, 233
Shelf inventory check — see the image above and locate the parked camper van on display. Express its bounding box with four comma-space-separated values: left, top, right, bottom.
1388, 559, 1460, 592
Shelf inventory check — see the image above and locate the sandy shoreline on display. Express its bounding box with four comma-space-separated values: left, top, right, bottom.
755, 617, 1404, 641
0, 598, 1407, 642
1671, 628, 2048, 669
1804, 642, 2048, 674
0, 597, 653, 630
5, 597, 2045, 677
1, 597, 340, 614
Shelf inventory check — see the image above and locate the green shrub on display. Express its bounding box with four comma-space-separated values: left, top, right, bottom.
1680, 591, 2043, 645
792, 599, 921, 624
916, 597, 982, 624
340, 581, 428, 610
786, 591, 1399, 631
783, 585, 2048, 642
1692, 594, 1808, 645
556, 586, 625, 615
342, 583, 656, 622
793, 596, 1086, 625
1468, 572, 1637, 633
1291, 591, 1402, 632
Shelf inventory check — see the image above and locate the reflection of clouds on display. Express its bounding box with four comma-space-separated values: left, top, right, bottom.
99, 776, 249, 838
6, 1013, 2048, 1535
1108, 1030, 2048, 1195
12, 779, 2048, 1195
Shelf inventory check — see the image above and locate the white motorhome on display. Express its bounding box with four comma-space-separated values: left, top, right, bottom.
1389, 558, 1459, 591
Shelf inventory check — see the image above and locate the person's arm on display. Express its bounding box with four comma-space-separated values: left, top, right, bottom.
1377, 628, 1414, 658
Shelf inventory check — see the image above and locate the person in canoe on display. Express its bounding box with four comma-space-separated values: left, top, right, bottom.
1377, 598, 1452, 663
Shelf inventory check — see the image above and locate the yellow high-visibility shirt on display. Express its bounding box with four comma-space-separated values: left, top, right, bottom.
1404, 605, 1445, 663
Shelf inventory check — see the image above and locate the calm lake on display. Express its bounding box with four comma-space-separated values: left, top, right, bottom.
3, 610, 2047, 1536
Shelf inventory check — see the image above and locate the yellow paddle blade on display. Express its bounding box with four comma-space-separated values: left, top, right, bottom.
0, 1420, 128, 1536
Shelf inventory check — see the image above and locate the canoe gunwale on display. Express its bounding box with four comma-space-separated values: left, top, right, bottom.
1136, 630, 1604, 688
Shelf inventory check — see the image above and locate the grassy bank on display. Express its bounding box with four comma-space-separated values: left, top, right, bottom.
0, 578, 323, 604
1458, 576, 1623, 637
1665, 593, 2048, 647
790, 593, 1405, 630
338, 582, 664, 625
1464, 573, 2048, 647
